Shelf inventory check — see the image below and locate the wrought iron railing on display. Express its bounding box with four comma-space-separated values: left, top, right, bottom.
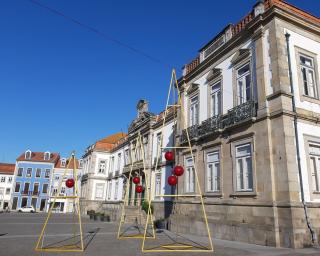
180, 101, 257, 143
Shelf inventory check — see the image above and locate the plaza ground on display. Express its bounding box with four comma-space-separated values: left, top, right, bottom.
0, 213, 319, 256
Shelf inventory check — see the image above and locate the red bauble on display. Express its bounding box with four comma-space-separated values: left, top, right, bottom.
168, 175, 178, 186
173, 166, 184, 176
66, 178, 75, 188
133, 176, 140, 184
135, 185, 144, 193
164, 151, 174, 161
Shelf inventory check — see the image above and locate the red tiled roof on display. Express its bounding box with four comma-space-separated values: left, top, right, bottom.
16, 151, 59, 163
55, 158, 80, 169
94, 132, 127, 152
0, 163, 15, 175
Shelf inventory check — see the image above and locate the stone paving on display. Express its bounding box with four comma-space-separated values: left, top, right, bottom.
0, 213, 319, 256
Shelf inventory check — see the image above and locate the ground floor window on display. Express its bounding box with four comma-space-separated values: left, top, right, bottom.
95, 183, 104, 199
40, 199, 46, 211
206, 151, 220, 192
309, 143, 320, 192
185, 157, 195, 193
235, 142, 253, 191
21, 197, 28, 208
155, 173, 161, 196
12, 197, 18, 210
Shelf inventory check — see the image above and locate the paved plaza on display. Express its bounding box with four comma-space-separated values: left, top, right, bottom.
0, 213, 319, 256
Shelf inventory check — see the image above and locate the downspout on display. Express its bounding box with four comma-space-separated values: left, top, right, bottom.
285, 32, 317, 245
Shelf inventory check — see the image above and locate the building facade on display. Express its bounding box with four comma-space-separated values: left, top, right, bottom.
172, 0, 320, 249
0, 163, 15, 210
11, 150, 59, 212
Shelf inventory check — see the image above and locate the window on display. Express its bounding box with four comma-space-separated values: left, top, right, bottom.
235, 143, 253, 191
190, 96, 199, 126
15, 182, 21, 192
52, 188, 57, 196
6, 188, 10, 195
78, 159, 83, 168
0, 177, 5, 183
155, 133, 161, 160
55, 175, 60, 181
206, 152, 220, 192
26, 168, 32, 178
143, 135, 148, 158
124, 149, 130, 165
98, 160, 107, 174
33, 183, 39, 194
110, 157, 115, 172
25, 150, 32, 160
42, 184, 48, 194
95, 183, 104, 199
300, 54, 318, 98
8, 177, 12, 183
61, 158, 66, 167
185, 157, 195, 193
17, 168, 23, 177
236, 63, 251, 105
117, 153, 121, 171
44, 151, 50, 161
309, 143, 320, 192
60, 187, 65, 194
211, 82, 221, 117
114, 180, 119, 200
45, 169, 50, 178
24, 183, 30, 194
107, 181, 112, 200
155, 173, 161, 196
35, 168, 41, 178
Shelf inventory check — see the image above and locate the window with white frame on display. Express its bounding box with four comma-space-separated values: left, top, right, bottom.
114, 180, 119, 200
155, 173, 161, 196
6, 188, 10, 195
117, 153, 121, 171
206, 151, 220, 192
42, 184, 48, 194
44, 151, 50, 161
25, 150, 31, 160
15, 182, 21, 192
211, 82, 221, 117
60, 187, 66, 195
300, 54, 318, 98
98, 160, 107, 174
36, 168, 41, 177
185, 157, 195, 193
78, 159, 83, 168
309, 143, 320, 192
235, 143, 253, 191
26, 168, 32, 178
107, 181, 112, 200
0, 177, 5, 183
61, 158, 66, 167
155, 133, 161, 161
95, 183, 104, 199
110, 157, 115, 172
17, 168, 23, 177
124, 149, 129, 165
189, 96, 199, 126
45, 169, 50, 178
8, 177, 12, 183
143, 135, 148, 158
236, 63, 251, 105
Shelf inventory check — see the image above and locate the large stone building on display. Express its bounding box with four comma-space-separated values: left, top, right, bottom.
172, 0, 320, 249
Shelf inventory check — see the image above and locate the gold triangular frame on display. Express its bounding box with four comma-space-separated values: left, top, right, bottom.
141, 69, 214, 252
35, 151, 84, 252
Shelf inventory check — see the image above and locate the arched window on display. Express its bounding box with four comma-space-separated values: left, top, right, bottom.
25, 150, 32, 160
61, 158, 66, 167
44, 151, 51, 161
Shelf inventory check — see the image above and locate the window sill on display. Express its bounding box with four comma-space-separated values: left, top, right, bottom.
230, 191, 257, 198
300, 95, 320, 105
203, 192, 223, 198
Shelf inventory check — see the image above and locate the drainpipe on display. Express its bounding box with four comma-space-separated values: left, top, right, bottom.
285, 32, 317, 245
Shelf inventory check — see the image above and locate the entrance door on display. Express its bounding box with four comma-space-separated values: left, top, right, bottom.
40, 199, 46, 211
21, 197, 28, 207
3, 202, 8, 209
31, 198, 37, 209
12, 197, 18, 210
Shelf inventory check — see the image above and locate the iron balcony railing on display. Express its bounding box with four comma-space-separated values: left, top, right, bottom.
180, 101, 257, 143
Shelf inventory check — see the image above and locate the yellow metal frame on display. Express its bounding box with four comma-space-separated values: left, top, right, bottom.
141, 69, 214, 253
35, 151, 84, 252
117, 132, 155, 239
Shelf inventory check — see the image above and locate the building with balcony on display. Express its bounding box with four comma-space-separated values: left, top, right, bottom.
172, 0, 320, 248
0, 163, 15, 210
11, 150, 59, 212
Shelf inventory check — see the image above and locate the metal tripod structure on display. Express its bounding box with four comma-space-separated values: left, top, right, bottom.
141, 69, 214, 252
35, 151, 84, 252
117, 132, 155, 239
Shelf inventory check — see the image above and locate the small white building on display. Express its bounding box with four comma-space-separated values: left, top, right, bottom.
0, 163, 15, 210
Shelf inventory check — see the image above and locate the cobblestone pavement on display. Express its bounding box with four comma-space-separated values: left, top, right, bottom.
0, 213, 319, 256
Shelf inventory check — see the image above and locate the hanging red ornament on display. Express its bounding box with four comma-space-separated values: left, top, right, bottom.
133, 176, 140, 184
164, 151, 174, 161
135, 185, 144, 193
167, 175, 178, 186
66, 178, 75, 188
173, 166, 184, 176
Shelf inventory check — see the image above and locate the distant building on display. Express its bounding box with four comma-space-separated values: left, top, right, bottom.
0, 163, 15, 210
48, 157, 83, 213
11, 150, 59, 212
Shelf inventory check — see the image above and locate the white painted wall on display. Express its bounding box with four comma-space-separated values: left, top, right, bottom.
0, 173, 13, 209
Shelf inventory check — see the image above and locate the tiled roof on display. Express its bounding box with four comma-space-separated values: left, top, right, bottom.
55, 158, 80, 169
0, 163, 15, 175
16, 151, 60, 163
93, 132, 127, 152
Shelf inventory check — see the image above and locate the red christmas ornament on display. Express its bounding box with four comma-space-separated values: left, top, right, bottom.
173, 166, 184, 176
167, 175, 178, 186
133, 176, 140, 184
135, 185, 144, 193
66, 178, 75, 188
164, 151, 174, 161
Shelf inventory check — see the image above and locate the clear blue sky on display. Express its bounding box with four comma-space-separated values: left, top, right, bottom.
1, 0, 319, 162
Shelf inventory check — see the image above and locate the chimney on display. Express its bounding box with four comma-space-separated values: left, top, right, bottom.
137, 99, 149, 118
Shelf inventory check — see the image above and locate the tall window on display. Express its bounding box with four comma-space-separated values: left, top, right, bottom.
44, 152, 50, 161
107, 181, 112, 200
15, 182, 21, 192
25, 150, 31, 160
236, 63, 251, 105
206, 151, 220, 192
33, 183, 39, 194
17, 168, 23, 177
0, 177, 5, 183
185, 157, 195, 193
235, 143, 253, 191
98, 160, 107, 174
155, 133, 161, 160
309, 143, 320, 192
190, 96, 199, 126
95, 184, 104, 199
61, 158, 66, 167
300, 54, 318, 98
211, 82, 221, 117
110, 157, 115, 172
6, 188, 10, 195
155, 173, 161, 196
45, 169, 50, 178
26, 168, 32, 178
8, 177, 12, 183
24, 183, 30, 193
124, 149, 129, 165
36, 168, 41, 178
143, 135, 148, 158
117, 154, 121, 171
114, 180, 119, 200
42, 184, 48, 194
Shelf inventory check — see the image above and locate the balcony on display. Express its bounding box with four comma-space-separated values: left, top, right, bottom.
115, 170, 120, 177
108, 172, 113, 179
180, 101, 257, 143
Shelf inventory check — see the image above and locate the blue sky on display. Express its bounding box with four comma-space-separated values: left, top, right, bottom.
1, 0, 319, 162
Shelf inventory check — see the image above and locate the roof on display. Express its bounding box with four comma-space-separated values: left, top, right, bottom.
0, 163, 15, 175
54, 158, 80, 169
16, 151, 60, 163
92, 132, 127, 152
